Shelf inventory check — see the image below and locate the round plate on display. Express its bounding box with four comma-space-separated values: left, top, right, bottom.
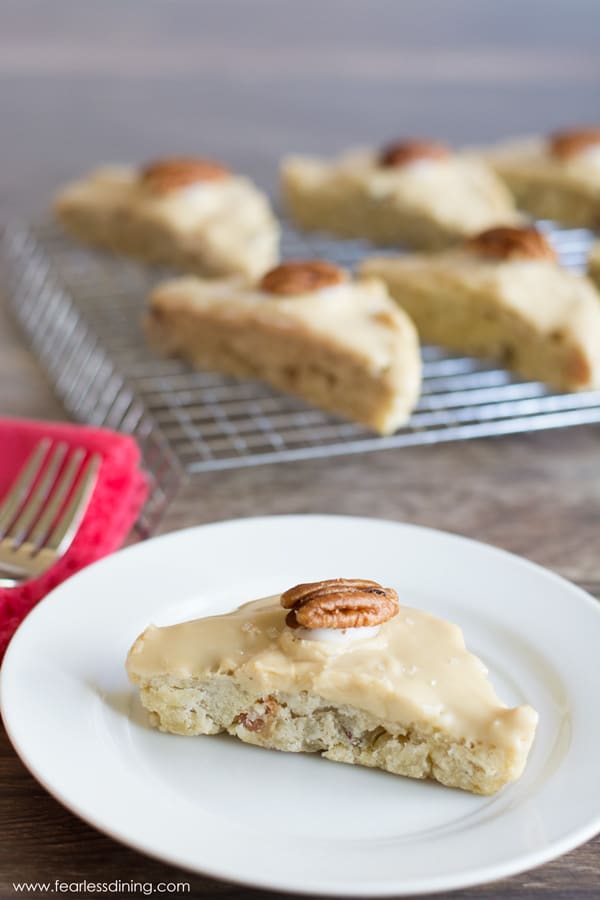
2, 515, 600, 896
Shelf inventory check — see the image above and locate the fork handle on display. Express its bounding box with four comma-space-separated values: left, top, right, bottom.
0, 562, 26, 587
0, 575, 20, 588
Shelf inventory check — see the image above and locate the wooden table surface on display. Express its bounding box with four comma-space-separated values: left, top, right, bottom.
1, 2, 599, 897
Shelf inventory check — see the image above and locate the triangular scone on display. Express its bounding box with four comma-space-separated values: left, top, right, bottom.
281, 138, 519, 250
54, 157, 279, 279
127, 578, 538, 796
361, 226, 600, 391
479, 128, 600, 228
145, 261, 421, 434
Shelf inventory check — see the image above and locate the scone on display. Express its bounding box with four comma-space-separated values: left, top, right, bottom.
281, 138, 519, 250
361, 226, 600, 391
481, 128, 600, 227
54, 157, 280, 279
126, 577, 539, 795
588, 241, 600, 289
145, 260, 422, 434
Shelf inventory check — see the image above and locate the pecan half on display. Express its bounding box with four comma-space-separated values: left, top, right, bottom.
259, 260, 347, 296
140, 157, 230, 193
379, 138, 450, 168
281, 578, 399, 629
548, 127, 600, 161
465, 226, 557, 262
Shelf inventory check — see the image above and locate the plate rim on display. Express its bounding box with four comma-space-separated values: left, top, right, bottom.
2, 513, 600, 896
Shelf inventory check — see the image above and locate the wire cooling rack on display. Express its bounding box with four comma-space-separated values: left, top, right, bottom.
2, 220, 600, 531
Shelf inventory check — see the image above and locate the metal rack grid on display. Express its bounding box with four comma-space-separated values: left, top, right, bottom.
2, 220, 600, 530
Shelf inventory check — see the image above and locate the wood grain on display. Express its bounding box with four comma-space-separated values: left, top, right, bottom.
1, 1, 600, 896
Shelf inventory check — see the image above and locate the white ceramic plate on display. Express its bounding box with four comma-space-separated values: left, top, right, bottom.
2, 515, 600, 896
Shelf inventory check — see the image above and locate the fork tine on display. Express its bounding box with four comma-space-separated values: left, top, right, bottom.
45, 453, 101, 554
27, 448, 85, 549
0, 439, 52, 537
7, 442, 69, 547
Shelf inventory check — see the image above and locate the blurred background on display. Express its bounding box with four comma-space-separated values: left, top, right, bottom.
2, 0, 599, 216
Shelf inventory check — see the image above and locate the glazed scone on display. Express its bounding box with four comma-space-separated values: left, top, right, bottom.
54, 157, 280, 279
361, 226, 600, 391
145, 260, 421, 434
126, 578, 539, 795
281, 138, 519, 250
588, 241, 600, 289
480, 128, 600, 227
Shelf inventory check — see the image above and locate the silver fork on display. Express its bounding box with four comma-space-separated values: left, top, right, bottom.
0, 439, 101, 586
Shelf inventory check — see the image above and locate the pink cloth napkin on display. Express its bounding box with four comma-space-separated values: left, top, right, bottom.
0, 418, 148, 658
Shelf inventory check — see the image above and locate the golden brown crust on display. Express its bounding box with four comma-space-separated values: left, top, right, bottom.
379, 139, 450, 168
281, 578, 399, 629
259, 260, 347, 295
465, 226, 557, 262
548, 127, 600, 161
140, 157, 230, 193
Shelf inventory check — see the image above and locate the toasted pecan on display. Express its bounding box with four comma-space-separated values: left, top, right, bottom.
140, 157, 230, 193
281, 578, 399, 629
548, 128, 600, 161
236, 696, 278, 732
465, 226, 557, 262
259, 260, 347, 296
379, 138, 450, 168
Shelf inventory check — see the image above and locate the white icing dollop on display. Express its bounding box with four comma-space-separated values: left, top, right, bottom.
400, 158, 444, 176
257, 282, 350, 304
575, 145, 600, 168
293, 624, 381, 644
177, 182, 224, 200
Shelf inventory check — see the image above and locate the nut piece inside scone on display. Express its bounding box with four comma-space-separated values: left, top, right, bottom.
378, 138, 450, 168
259, 260, 348, 295
140, 157, 231, 193
548, 127, 600, 161
465, 226, 557, 263
281, 578, 400, 629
